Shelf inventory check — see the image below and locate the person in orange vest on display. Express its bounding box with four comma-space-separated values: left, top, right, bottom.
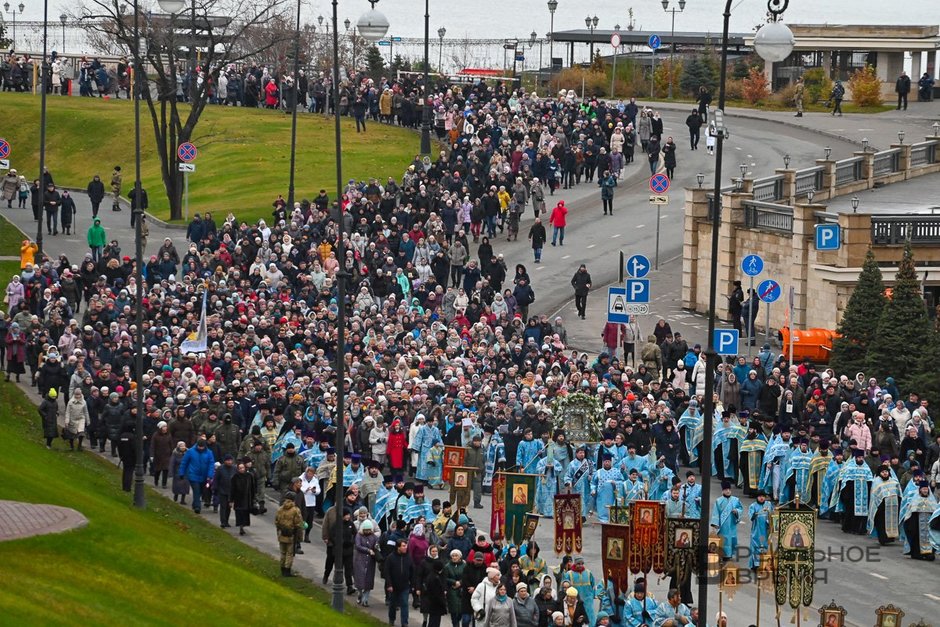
20, 239, 38, 269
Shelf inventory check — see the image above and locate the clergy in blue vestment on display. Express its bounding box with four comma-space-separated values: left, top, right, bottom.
759, 427, 793, 500
819, 448, 845, 520
900, 481, 939, 560
747, 491, 774, 569
867, 465, 902, 545
649, 457, 676, 501
780, 438, 813, 504
535, 454, 564, 517
547, 431, 574, 492
564, 446, 594, 519
709, 480, 743, 559
677, 399, 704, 465
738, 422, 767, 497
664, 482, 686, 518
596, 433, 620, 469
592, 454, 623, 523
806, 440, 833, 508
483, 426, 506, 488
652, 588, 692, 626
620, 442, 652, 484
711, 412, 742, 481
517, 428, 545, 473
562, 556, 599, 627
622, 468, 647, 504
680, 472, 702, 519
835, 449, 874, 534
622, 579, 659, 627
413, 416, 444, 482
343, 453, 365, 486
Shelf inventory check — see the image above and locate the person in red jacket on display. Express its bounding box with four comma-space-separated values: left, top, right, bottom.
387, 419, 408, 476
602, 322, 624, 362
264, 79, 279, 109
549, 200, 568, 247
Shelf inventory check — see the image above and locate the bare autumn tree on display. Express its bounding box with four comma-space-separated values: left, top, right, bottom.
78, 0, 291, 220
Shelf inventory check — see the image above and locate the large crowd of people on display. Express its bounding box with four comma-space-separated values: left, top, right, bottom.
2, 71, 939, 627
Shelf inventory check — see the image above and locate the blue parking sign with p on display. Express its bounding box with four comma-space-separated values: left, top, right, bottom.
626, 279, 650, 303
815, 224, 841, 250
714, 329, 739, 356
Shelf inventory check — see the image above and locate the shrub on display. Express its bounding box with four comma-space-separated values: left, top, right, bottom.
771, 83, 798, 108
741, 67, 770, 105
555, 67, 609, 97
724, 78, 744, 101
848, 64, 883, 107
653, 59, 684, 99
802, 67, 833, 104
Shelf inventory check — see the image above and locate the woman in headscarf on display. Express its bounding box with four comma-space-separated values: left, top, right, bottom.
63, 387, 89, 451
151, 420, 175, 488
170, 441, 191, 504
353, 518, 380, 606
5, 275, 25, 311
5, 321, 27, 382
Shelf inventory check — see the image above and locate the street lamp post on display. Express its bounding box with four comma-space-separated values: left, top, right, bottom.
4, 2, 24, 48
35, 0, 47, 262
547, 0, 557, 85
584, 14, 598, 62
437, 26, 446, 74
661, 0, 686, 99
59, 13, 66, 56
698, 0, 792, 622
419, 0, 431, 155
286, 0, 301, 208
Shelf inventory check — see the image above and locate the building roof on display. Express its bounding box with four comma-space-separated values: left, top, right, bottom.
744, 24, 940, 52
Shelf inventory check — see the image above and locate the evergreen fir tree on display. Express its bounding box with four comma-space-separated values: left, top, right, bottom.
679, 55, 718, 97
830, 249, 885, 376
866, 244, 932, 389
910, 328, 940, 406
365, 44, 386, 80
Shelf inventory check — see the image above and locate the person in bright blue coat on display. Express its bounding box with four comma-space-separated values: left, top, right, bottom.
535, 454, 563, 517
621, 578, 659, 627
564, 446, 593, 519
648, 457, 676, 501
178, 437, 216, 513
413, 416, 444, 483
747, 491, 774, 568
592, 454, 623, 523
739, 370, 763, 411
619, 443, 651, 484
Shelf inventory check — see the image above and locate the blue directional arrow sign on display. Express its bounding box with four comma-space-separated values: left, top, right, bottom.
648, 34, 661, 50
714, 329, 740, 356
607, 287, 630, 324
741, 254, 764, 277
815, 223, 841, 251
757, 279, 781, 303
625, 254, 651, 279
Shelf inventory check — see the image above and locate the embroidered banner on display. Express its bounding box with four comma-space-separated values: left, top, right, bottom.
664, 517, 699, 584
442, 446, 467, 484
504, 472, 538, 545
628, 500, 666, 574
523, 513, 540, 541
601, 523, 631, 594
491, 472, 506, 540
774, 502, 816, 608
554, 493, 583, 555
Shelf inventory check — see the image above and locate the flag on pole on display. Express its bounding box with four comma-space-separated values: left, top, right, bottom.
181, 290, 208, 353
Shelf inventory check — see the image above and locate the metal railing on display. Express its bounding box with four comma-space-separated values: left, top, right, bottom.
872, 148, 901, 176
871, 216, 940, 245
910, 141, 938, 167
744, 200, 793, 234
834, 156, 864, 185
814, 211, 839, 225
795, 166, 824, 197
751, 175, 785, 202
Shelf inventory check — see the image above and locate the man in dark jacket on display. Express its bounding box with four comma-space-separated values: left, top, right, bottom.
527, 218, 547, 263
43, 182, 61, 235
570, 265, 592, 319
117, 420, 137, 492
895, 70, 911, 110
102, 392, 127, 456
513, 279, 535, 322
384, 539, 415, 627
215, 454, 237, 527
59, 191, 77, 235
87, 174, 106, 217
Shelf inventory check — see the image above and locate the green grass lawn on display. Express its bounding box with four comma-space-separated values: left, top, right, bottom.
0, 92, 419, 224
0, 214, 25, 257
0, 379, 384, 626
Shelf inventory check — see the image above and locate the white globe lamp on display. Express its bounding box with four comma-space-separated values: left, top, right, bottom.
754, 21, 794, 62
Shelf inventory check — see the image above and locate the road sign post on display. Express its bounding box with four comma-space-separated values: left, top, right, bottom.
0, 138, 11, 160
607, 287, 630, 324
177, 142, 198, 222
626, 254, 651, 279
626, 279, 650, 303
757, 279, 781, 348
610, 32, 622, 99
714, 329, 740, 356
741, 255, 763, 359
815, 224, 841, 250
648, 34, 660, 99
648, 173, 671, 270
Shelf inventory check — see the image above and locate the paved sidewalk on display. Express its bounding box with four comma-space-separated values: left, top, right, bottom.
0, 499, 88, 542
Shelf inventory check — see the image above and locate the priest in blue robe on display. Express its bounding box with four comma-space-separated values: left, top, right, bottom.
710, 480, 743, 560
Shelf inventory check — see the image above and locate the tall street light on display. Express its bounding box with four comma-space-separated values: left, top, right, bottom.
437, 26, 446, 74
662, 0, 685, 99
584, 14, 598, 61
35, 0, 47, 262
547, 0, 557, 78
286, 0, 301, 208
4, 2, 25, 48
328, 0, 387, 612
59, 13, 66, 56
698, 0, 792, 621
419, 0, 431, 155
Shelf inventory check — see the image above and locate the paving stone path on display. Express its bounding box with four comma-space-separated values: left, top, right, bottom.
0, 499, 88, 542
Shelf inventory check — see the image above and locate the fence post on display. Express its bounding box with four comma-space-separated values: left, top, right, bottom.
777, 168, 796, 206
857, 150, 875, 190
892, 143, 912, 179
817, 158, 836, 201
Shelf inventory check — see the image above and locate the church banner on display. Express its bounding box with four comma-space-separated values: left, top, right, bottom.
774, 502, 816, 609
442, 446, 467, 484
491, 472, 506, 540
664, 518, 699, 583
554, 493, 583, 554
504, 472, 538, 545
628, 500, 666, 574
523, 513, 540, 541
601, 523, 631, 594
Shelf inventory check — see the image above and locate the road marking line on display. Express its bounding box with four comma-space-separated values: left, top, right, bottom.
858, 128, 874, 131
536, 265, 547, 270
925, 593, 940, 601
871, 573, 888, 580
562, 255, 571, 259
747, 154, 753, 158
735, 146, 742, 150
611, 234, 621, 238
660, 214, 668, 220
636, 224, 645, 228
587, 244, 596, 249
